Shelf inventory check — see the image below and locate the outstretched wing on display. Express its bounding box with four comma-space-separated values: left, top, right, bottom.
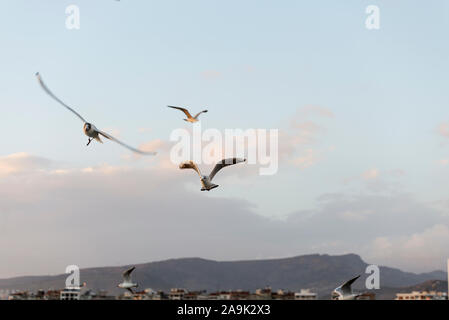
193, 110, 208, 119
209, 158, 246, 181
167, 105, 193, 119
35, 72, 87, 123
97, 130, 157, 155
341, 275, 360, 295
123, 266, 135, 282
179, 161, 202, 177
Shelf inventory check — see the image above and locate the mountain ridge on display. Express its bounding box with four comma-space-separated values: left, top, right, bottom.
0, 253, 446, 298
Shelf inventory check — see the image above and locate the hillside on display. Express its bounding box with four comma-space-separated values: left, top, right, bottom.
0, 254, 446, 299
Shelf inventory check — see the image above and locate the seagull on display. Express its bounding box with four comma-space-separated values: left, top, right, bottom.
36, 73, 156, 155
331, 275, 362, 300
179, 158, 246, 191
117, 266, 138, 294
167, 105, 208, 123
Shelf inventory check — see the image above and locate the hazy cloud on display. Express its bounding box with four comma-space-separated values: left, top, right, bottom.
290, 148, 321, 169
0, 153, 53, 176
279, 106, 334, 169
0, 152, 447, 277
295, 105, 335, 119
201, 70, 222, 80
438, 122, 449, 138
367, 224, 449, 272
362, 168, 380, 180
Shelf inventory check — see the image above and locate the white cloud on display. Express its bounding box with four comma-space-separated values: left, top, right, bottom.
343, 168, 406, 194
362, 168, 379, 180
290, 148, 320, 169
367, 225, 449, 272
0, 154, 446, 278
437, 122, 449, 138
0, 153, 52, 176
279, 106, 334, 169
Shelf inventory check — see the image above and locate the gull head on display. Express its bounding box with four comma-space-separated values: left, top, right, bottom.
331, 290, 340, 300
84, 123, 92, 131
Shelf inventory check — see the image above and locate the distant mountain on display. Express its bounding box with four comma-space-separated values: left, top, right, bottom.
0, 254, 446, 299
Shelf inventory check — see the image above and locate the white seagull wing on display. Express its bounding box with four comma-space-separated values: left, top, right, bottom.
167, 105, 193, 119
36, 72, 87, 123
122, 266, 136, 282
179, 161, 202, 177
97, 130, 157, 156
209, 158, 246, 181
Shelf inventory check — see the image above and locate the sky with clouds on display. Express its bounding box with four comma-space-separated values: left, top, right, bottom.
0, 1, 449, 278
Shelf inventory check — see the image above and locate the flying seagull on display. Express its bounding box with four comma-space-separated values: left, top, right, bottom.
167, 105, 208, 123
117, 266, 138, 294
179, 158, 246, 191
36, 73, 156, 155
331, 275, 362, 300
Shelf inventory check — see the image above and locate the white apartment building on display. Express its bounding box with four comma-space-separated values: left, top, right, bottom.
60, 287, 81, 300
294, 289, 317, 300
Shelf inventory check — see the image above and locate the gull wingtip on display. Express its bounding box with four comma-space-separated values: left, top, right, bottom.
141, 150, 157, 156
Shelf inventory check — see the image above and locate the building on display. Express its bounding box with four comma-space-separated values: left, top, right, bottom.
183, 291, 207, 300
294, 289, 318, 300
8, 291, 31, 300
207, 292, 220, 300
169, 288, 187, 300
60, 287, 81, 300
272, 289, 295, 300
86, 290, 116, 300
139, 289, 166, 300
117, 291, 134, 300
253, 287, 272, 300
219, 290, 251, 300
395, 291, 448, 300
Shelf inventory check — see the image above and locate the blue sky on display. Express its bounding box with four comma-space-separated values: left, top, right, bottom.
1, 0, 447, 211
0, 1, 449, 276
